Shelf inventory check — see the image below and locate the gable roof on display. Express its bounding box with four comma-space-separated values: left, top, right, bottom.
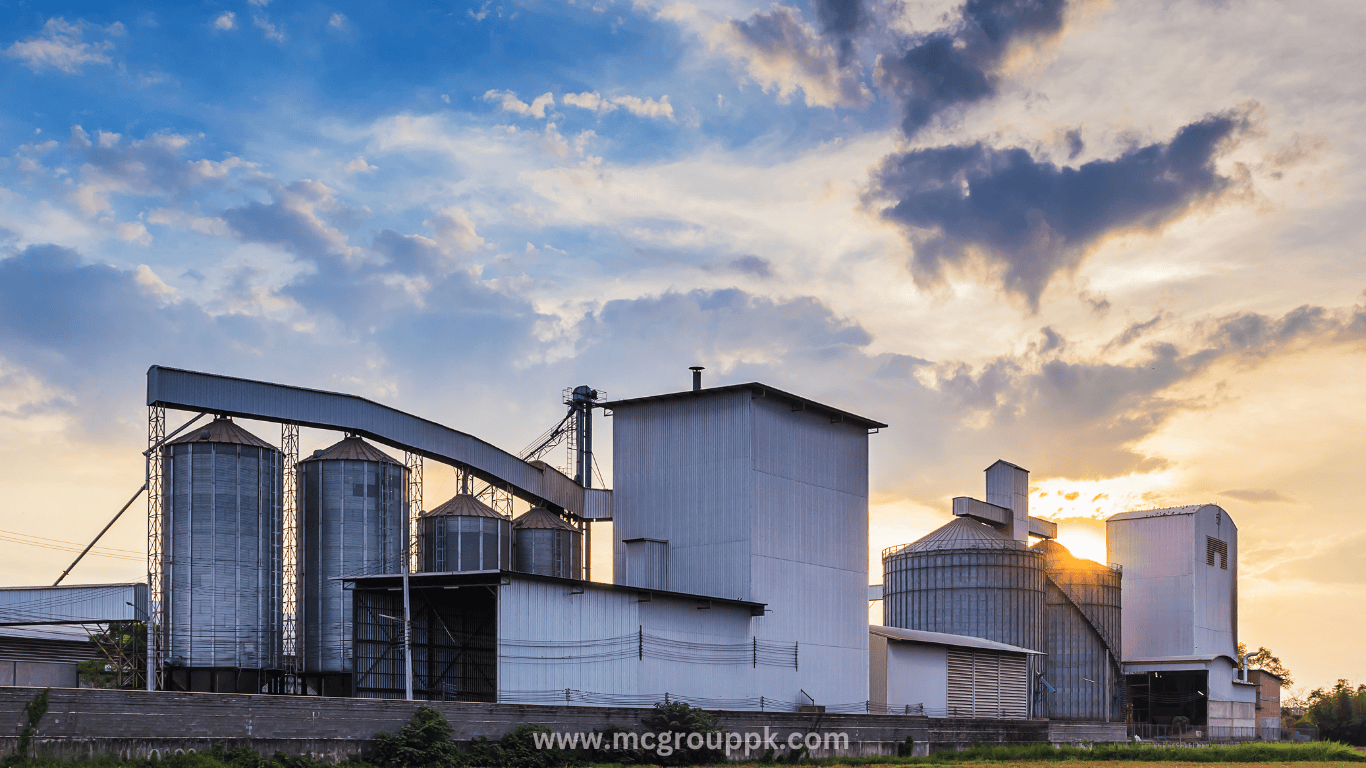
604, 382, 887, 430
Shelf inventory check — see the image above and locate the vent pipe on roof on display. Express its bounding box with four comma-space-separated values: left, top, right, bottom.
689, 366, 704, 391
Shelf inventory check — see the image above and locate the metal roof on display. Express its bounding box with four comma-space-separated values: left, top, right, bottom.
339, 569, 768, 615
887, 516, 1029, 556
300, 435, 404, 465
512, 506, 578, 531
870, 625, 1043, 655
146, 366, 597, 516
1106, 503, 1225, 523
604, 382, 887, 430
421, 493, 503, 519
0, 582, 148, 626
167, 416, 276, 450
985, 458, 1029, 473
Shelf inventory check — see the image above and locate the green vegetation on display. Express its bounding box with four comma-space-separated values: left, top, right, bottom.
1302, 680, 1366, 746
77, 622, 147, 690
1236, 642, 1294, 688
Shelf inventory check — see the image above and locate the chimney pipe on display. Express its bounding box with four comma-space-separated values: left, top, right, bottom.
689, 366, 704, 391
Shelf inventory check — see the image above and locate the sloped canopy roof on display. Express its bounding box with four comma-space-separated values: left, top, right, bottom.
301, 435, 404, 465
870, 625, 1043, 655
168, 417, 276, 450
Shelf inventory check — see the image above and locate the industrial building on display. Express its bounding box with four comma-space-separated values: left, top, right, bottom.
0, 365, 1267, 741
1107, 505, 1257, 739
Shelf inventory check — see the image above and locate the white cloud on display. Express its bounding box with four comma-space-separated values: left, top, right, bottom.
248, 0, 270, 6
328, 13, 348, 29
253, 15, 285, 42
213, 12, 236, 31
562, 92, 675, 120
483, 90, 555, 119
4, 18, 116, 74
115, 221, 152, 245
343, 156, 377, 174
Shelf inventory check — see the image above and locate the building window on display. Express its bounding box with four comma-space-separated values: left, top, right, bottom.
1206, 536, 1228, 569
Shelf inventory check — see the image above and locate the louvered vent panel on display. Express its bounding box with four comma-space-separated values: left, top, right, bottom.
999, 653, 1029, 719
947, 649, 974, 717
973, 652, 1000, 717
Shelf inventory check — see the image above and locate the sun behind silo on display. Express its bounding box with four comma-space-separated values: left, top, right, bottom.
162, 417, 283, 692
297, 436, 408, 695
1032, 538, 1124, 721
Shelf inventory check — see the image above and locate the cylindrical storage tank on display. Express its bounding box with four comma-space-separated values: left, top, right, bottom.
162, 417, 283, 672
882, 517, 1045, 653
1032, 539, 1123, 721
298, 436, 408, 675
512, 507, 581, 579
417, 493, 512, 573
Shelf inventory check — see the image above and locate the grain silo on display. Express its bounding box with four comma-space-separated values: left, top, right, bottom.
297, 436, 408, 690
1032, 539, 1124, 721
512, 507, 581, 579
882, 516, 1045, 654
162, 417, 282, 691
417, 491, 511, 573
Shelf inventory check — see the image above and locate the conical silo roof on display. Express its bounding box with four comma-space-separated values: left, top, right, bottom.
422, 493, 503, 520
300, 436, 403, 465
168, 417, 276, 450
512, 506, 577, 531
895, 516, 1027, 554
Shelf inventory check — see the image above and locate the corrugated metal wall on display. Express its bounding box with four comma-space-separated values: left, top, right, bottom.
496, 578, 639, 697
883, 549, 1045, 653
610, 389, 872, 707
1040, 566, 1122, 720
0, 584, 146, 626
1107, 514, 1196, 660
164, 443, 282, 670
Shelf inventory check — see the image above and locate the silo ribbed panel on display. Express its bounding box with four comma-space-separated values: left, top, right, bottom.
163, 437, 283, 671
298, 438, 408, 674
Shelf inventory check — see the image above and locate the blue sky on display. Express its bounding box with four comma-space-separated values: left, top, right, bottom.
1, 0, 1364, 690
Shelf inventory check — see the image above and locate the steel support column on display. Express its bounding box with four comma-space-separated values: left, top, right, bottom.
146, 405, 165, 691
282, 423, 299, 680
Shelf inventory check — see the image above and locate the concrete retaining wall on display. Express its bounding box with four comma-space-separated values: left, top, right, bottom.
0, 687, 1112, 762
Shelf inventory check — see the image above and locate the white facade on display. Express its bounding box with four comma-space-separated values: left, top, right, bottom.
609, 384, 879, 707
1106, 504, 1238, 661
869, 626, 1039, 719
1108, 504, 1254, 736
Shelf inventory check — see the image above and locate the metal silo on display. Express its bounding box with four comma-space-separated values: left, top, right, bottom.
162, 417, 282, 684
417, 492, 511, 573
882, 516, 1045, 653
1032, 539, 1124, 721
512, 507, 581, 579
298, 436, 408, 682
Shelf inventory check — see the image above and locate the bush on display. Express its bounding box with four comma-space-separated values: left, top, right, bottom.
640, 701, 724, 766
369, 706, 464, 768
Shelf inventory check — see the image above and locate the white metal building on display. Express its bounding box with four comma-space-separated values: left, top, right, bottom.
868, 626, 1039, 719
605, 382, 884, 708
1107, 505, 1257, 738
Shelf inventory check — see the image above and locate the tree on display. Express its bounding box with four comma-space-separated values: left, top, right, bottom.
1236, 642, 1293, 688
1303, 679, 1366, 746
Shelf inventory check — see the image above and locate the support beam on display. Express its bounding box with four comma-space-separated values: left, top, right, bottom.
147, 366, 600, 516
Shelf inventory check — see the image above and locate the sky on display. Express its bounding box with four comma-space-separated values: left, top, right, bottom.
0, 0, 1362, 692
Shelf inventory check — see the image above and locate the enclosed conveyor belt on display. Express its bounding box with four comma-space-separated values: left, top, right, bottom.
146, 366, 611, 519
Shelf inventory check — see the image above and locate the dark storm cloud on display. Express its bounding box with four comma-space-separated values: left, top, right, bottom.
875, 0, 1066, 138
870, 111, 1251, 309
809, 0, 867, 64
722, 5, 870, 108
729, 254, 774, 278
